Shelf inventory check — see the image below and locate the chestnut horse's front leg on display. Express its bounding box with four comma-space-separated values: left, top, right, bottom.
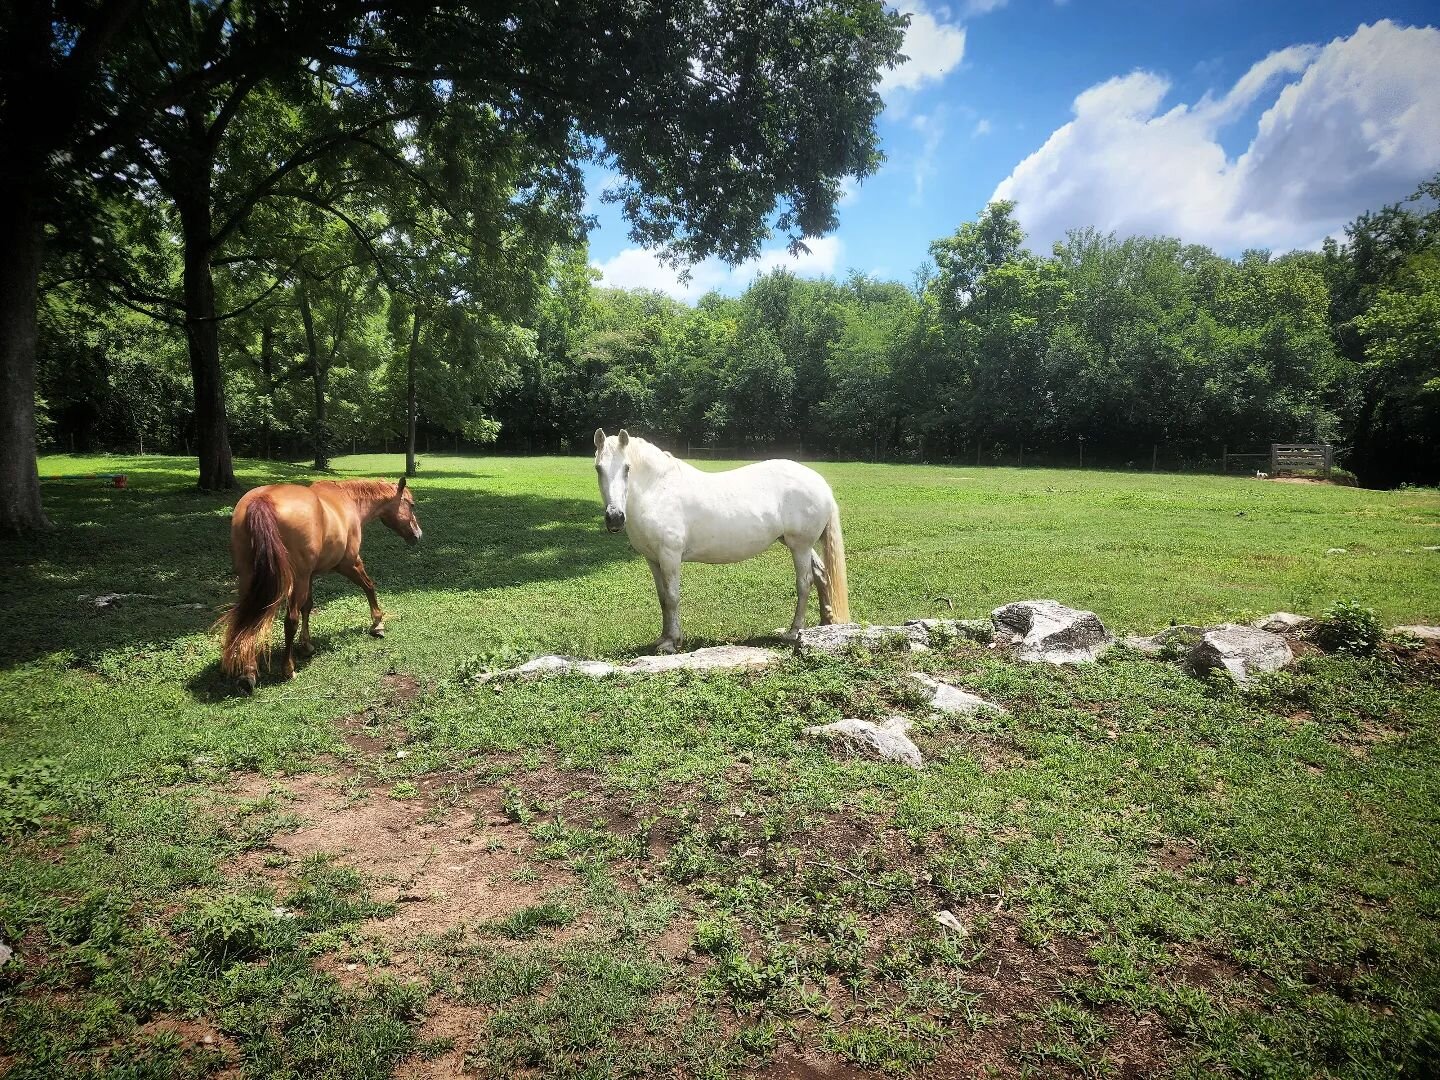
338, 558, 386, 637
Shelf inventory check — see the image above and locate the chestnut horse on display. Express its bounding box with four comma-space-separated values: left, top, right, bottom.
220, 477, 422, 692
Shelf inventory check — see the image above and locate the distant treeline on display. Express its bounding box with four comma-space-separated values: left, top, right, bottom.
39, 182, 1440, 488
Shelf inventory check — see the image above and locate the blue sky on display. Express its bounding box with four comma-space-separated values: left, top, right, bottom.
588, 2, 1440, 299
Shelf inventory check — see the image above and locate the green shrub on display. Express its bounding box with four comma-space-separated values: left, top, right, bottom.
187, 893, 284, 963
1315, 600, 1383, 655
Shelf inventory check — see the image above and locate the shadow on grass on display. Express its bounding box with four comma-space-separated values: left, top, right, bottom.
2, 459, 627, 673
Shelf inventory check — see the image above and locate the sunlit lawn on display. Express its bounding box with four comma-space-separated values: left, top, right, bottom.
2, 452, 1438, 1079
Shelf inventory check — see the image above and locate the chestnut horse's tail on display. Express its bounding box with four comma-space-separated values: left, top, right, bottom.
221, 495, 292, 679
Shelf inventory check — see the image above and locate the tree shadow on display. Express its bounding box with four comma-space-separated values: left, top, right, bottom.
1, 465, 627, 674
184, 629, 355, 702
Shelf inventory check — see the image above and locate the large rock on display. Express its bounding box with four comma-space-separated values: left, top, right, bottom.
1187, 624, 1293, 683
1253, 612, 1314, 635
991, 600, 1111, 664
476, 645, 777, 683
804, 715, 924, 769
909, 673, 1006, 715
1392, 625, 1440, 642
796, 623, 930, 655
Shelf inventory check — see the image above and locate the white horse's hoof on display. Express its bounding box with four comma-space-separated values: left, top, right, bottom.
779, 628, 800, 642
655, 640, 678, 655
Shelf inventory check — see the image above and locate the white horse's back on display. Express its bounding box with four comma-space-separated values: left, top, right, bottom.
673, 458, 834, 564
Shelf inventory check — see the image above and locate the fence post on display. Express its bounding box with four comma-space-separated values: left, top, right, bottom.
1222, 445, 1228, 475
1018, 445, 1024, 468
1078, 436, 1085, 470
1151, 443, 1157, 472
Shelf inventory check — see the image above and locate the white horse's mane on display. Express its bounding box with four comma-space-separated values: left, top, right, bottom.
622, 435, 682, 478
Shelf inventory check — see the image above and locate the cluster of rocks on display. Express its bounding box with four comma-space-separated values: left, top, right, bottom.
472, 600, 1438, 769
803, 671, 1008, 770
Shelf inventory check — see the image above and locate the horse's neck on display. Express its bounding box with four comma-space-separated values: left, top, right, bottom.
625, 440, 683, 486
335, 482, 395, 523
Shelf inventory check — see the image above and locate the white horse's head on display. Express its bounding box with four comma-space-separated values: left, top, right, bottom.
593, 427, 631, 532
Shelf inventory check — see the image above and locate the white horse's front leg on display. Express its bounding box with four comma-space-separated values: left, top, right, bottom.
784, 545, 814, 639
648, 555, 682, 654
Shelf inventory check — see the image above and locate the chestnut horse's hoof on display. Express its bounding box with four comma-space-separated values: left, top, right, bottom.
370, 626, 386, 638
237, 674, 256, 695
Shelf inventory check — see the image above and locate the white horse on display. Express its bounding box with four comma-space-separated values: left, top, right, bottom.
593, 428, 850, 653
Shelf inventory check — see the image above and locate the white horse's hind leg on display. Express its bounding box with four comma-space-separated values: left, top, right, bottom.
783, 544, 815, 639
811, 549, 835, 624
648, 555, 683, 654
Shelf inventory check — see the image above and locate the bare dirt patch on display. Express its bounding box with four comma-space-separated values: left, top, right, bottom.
1150, 838, 1198, 873
383, 672, 422, 703
758, 1055, 873, 1079
227, 771, 570, 944
137, 1017, 240, 1078
393, 1002, 490, 1080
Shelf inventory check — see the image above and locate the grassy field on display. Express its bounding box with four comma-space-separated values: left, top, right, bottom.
2, 452, 1439, 1078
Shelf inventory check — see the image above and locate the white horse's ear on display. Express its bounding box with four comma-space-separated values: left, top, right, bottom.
618, 429, 630, 448
594, 427, 606, 450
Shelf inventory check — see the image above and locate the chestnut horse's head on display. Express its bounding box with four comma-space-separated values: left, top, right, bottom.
379, 476, 423, 545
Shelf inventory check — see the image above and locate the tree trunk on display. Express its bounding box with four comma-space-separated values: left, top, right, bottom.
405, 310, 421, 477
297, 278, 327, 470
0, 185, 50, 531
259, 319, 275, 460
178, 175, 235, 490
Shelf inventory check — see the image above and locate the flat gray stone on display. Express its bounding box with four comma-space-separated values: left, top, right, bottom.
624, 645, 777, 674
991, 600, 1111, 664
477, 655, 619, 682
1188, 624, 1293, 683
0, 940, 11, 967
796, 623, 930, 655
477, 645, 778, 683
1392, 625, 1440, 641
804, 715, 924, 769
1253, 612, 1314, 634
909, 672, 1006, 715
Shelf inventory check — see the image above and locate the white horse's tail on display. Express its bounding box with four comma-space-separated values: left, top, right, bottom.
823, 502, 850, 623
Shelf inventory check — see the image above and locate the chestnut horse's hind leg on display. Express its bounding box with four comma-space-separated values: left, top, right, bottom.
282, 577, 310, 680
299, 575, 316, 657
338, 559, 386, 637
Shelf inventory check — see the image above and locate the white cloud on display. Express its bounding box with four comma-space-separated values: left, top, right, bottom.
992, 20, 1440, 253
591, 237, 843, 302
972, 117, 992, 137
879, 3, 966, 98
909, 110, 948, 204
838, 175, 861, 205
964, 0, 1008, 13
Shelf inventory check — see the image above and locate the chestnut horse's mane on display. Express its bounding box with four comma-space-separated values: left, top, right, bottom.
326, 478, 400, 503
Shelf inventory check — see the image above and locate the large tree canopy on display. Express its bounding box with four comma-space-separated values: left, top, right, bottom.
2, 0, 905, 527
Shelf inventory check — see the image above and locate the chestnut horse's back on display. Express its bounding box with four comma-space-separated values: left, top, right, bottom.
221, 490, 294, 689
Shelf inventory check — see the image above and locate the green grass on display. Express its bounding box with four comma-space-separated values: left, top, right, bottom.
2, 452, 1439, 1078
